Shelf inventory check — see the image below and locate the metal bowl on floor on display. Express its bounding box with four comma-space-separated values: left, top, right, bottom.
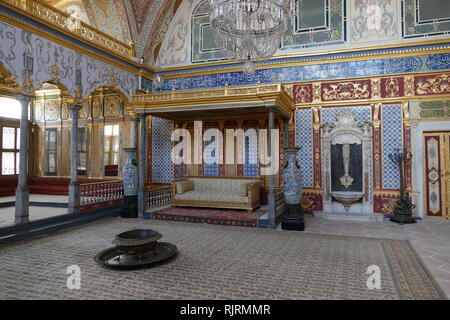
112, 229, 162, 255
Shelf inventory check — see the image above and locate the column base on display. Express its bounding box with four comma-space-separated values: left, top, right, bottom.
138, 190, 146, 218
281, 204, 305, 231
122, 195, 138, 218
68, 182, 80, 214
15, 187, 30, 224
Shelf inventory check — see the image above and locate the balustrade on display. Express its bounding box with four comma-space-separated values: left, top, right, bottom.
146, 186, 172, 210
80, 180, 124, 207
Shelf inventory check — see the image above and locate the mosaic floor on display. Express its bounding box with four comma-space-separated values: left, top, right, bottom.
0, 216, 448, 300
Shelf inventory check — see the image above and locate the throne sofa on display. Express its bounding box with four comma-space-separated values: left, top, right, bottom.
171, 176, 261, 212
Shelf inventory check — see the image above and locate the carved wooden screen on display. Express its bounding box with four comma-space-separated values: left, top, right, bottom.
424, 132, 450, 219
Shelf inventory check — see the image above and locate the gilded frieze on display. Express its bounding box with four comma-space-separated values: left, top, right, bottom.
416, 74, 450, 95
322, 81, 371, 101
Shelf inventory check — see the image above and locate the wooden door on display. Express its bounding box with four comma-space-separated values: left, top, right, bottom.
423, 132, 450, 219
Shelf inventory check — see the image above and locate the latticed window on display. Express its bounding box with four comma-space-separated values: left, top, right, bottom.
45, 128, 57, 176
0, 97, 21, 176
78, 127, 87, 176
1, 126, 20, 175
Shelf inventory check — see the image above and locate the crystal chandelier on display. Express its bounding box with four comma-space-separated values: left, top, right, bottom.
209, 0, 291, 75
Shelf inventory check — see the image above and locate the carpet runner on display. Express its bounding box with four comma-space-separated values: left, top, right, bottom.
151, 207, 266, 228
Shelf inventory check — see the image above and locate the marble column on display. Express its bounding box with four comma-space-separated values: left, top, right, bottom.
68, 104, 82, 214
267, 110, 276, 228
131, 117, 139, 149
15, 94, 33, 224
138, 114, 147, 216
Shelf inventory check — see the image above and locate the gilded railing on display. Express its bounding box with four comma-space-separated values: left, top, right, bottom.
80, 180, 124, 206
131, 83, 286, 103
0, 0, 134, 59
146, 186, 173, 210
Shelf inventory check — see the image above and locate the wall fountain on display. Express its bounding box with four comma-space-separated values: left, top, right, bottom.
318, 112, 381, 221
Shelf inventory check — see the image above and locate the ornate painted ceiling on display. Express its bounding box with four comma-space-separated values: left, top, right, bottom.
40, 0, 183, 66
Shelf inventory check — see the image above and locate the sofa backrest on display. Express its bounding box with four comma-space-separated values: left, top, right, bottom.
188, 178, 260, 195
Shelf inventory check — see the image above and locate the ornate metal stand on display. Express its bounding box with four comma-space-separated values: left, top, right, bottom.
388, 148, 416, 224
281, 204, 305, 231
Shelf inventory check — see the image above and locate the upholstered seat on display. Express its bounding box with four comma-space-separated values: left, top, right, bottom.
171, 177, 261, 212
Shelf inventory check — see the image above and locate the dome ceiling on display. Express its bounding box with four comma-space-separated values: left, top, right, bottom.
39, 0, 183, 66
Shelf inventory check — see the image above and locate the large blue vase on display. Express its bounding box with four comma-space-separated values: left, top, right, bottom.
123, 148, 138, 196
282, 147, 302, 205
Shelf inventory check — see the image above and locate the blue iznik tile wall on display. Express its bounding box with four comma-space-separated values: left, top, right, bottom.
295, 109, 314, 187
159, 53, 450, 91
244, 131, 259, 177
381, 104, 403, 189
152, 117, 174, 183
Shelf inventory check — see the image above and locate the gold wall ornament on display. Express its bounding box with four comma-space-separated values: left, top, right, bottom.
51, 64, 60, 82
403, 101, 410, 124
0, 61, 20, 93
416, 74, 450, 95
294, 85, 311, 103
0, 0, 134, 60
74, 85, 83, 105
373, 103, 381, 128
385, 77, 400, 97
21, 70, 35, 96
404, 76, 415, 96
312, 82, 321, 103
109, 71, 117, 87
371, 78, 381, 99
322, 82, 370, 101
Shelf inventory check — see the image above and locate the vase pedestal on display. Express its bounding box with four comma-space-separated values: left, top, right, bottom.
281, 204, 304, 231
121, 195, 138, 218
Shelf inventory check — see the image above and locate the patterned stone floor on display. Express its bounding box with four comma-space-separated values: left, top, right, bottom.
0, 215, 448, 299
300, 215, 450, 298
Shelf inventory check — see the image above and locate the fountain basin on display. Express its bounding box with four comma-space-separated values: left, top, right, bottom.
331, 191, 363, 213
112, 229, 162, 255
95, 229, 177, 269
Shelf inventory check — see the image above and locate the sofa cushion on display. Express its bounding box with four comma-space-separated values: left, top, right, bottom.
176, 180, 194, 194
175, 190, 249, 203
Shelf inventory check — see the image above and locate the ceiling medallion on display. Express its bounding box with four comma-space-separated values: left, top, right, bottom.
209, 0, 292, 75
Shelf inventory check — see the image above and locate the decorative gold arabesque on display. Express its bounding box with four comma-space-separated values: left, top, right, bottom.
323, 82, 371, 101
0, 0, 134, 59
0, 61, 20, 94
416, 74, 450, 95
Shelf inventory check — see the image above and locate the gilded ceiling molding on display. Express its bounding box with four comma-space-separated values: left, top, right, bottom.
0, 0, 135, 59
